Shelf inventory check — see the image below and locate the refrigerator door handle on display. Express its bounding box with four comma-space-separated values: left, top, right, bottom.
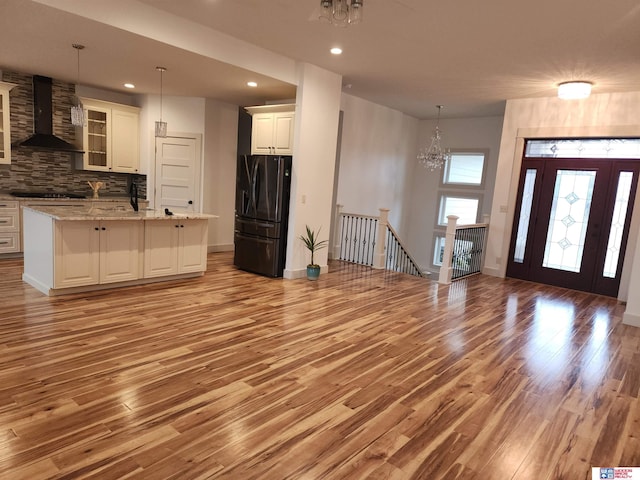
251, 159, 259, 214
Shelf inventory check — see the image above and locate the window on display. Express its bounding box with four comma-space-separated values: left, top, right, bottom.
431, 149, 488, 270
438, 195, 480, 226
443, 152, 485, 186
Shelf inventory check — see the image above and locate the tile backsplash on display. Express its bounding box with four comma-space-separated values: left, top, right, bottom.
0, 70, 146, 198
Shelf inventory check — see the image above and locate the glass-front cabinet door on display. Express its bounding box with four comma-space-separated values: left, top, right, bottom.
0, 83, 15, 165
83, 106, 110, 171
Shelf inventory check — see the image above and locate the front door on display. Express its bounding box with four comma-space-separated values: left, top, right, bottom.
507, 154, 640, 297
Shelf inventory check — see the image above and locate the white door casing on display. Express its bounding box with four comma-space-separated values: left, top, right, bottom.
155, 134, 202, 213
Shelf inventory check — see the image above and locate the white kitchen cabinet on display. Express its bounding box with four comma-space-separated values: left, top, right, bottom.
245, 104, 295, 155
79, 98, 140, 173
54, 220, 142, 288
0, 82, 16, 165
0, 200, 20, 253
143, 219, 208, 278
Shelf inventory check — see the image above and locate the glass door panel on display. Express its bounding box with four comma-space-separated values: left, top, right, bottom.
603, 172, 633, 278
542, 170, 595, 273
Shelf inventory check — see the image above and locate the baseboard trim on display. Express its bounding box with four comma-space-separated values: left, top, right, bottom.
208, 244, 234, 253
283, 265, 329, 280
623, 311, 640, 328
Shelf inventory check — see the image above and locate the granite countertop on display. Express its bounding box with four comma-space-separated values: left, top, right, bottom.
23, 205, 217, 221
0, 192, 145, 203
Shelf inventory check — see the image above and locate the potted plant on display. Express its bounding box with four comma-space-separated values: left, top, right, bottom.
299, 225, 328, 280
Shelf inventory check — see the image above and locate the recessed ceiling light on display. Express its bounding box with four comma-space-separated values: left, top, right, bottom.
558, 81, 592, 99
247, 81, 258, 87
330, 47, 343, 55
123, 83, 135, 89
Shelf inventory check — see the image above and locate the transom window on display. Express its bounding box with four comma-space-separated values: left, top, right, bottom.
525, 138, 640, 159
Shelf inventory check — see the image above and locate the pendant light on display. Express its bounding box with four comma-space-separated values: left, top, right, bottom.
70, 44, 86, 127
155, 66, 167, 138
417, 105, 451, 171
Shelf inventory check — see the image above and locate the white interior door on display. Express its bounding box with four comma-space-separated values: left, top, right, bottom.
155, 134, 201, 212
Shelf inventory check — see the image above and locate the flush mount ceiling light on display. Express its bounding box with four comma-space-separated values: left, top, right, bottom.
558, 81, 592, 100
155, 66, 167, 138
70, 44, 86, 127
319, 0, 363, 27
247, 81, 258, 87
417, 105, 451, 171
123, 83, 135, 89
330, 47, 343, 55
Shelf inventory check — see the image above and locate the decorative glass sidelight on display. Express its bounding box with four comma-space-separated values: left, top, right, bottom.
603, 172, 634, 278
542, 170, 596, 273
513, 169, 537, 263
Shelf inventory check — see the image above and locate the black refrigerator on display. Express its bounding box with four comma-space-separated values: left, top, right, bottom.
234, 155, 292, 277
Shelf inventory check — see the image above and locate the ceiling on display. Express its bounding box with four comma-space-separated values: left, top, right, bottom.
2, 0, 640, 119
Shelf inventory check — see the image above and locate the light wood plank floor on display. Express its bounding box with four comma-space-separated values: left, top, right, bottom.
1, 252, 639, 479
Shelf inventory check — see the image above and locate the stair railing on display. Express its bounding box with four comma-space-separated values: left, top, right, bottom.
438, 214, 490, 284
334, 205, 425, 277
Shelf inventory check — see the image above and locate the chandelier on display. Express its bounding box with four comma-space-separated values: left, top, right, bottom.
319, 0, 364, 27
417, 105, 451, 171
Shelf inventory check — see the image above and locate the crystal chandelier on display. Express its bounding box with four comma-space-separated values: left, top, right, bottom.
417, 105, 451, 171
319, 0, 364, 27
155, 66, 167, 138
70, 44, 86, 127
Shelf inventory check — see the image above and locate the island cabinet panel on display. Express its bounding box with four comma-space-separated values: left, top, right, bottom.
54, 220, 142, 288
179, 220, 209, 273
54, 221, 100, 288
99, 221, 143, 283
144, 221, 179, 277
144, 219, 208, 278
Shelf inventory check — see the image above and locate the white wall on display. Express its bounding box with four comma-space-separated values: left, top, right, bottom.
406, 116, 504, 272
284, 63, 342, 278
336, 94, 418, 234
203, 98, 238, 251
485, 91, 640, 308
138, 94, 206, 204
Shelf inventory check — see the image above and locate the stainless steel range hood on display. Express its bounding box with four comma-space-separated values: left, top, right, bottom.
12, 75, 84, 153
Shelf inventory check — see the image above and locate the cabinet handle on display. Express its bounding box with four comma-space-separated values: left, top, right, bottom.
0, 241, 8, 245
101, 227, 106, 231
95, 227, 99, 231
175, 225, 180, 228
188, 200, 193, 205
180, 225, 184, 228
0, 220, 8, 224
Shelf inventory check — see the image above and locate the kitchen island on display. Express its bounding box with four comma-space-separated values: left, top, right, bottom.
22, 205, 217, 296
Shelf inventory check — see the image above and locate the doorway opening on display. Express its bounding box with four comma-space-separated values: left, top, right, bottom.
506, 138, 640, 297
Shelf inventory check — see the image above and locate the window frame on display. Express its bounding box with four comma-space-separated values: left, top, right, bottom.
436, 192, 484, 227
440, 148, 489, 189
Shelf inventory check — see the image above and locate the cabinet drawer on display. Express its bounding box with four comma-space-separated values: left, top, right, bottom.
0, 211, 19, 231
0, 233, 20, 253
0, 200, 19, 211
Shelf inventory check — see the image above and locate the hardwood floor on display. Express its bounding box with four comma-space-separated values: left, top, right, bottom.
1, 252, 639, 479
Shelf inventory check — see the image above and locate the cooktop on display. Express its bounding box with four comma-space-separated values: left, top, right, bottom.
10, 191, 86, 199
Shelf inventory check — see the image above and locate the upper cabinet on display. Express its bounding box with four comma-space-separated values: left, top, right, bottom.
0, 82, 16, 165
78, 98, 140, 173
245, 104, 295, 156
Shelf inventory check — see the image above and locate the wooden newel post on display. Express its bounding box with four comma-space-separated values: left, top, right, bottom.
438, 215, 458, 284
373, 208, 389, 269
333, 204, 343, 260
